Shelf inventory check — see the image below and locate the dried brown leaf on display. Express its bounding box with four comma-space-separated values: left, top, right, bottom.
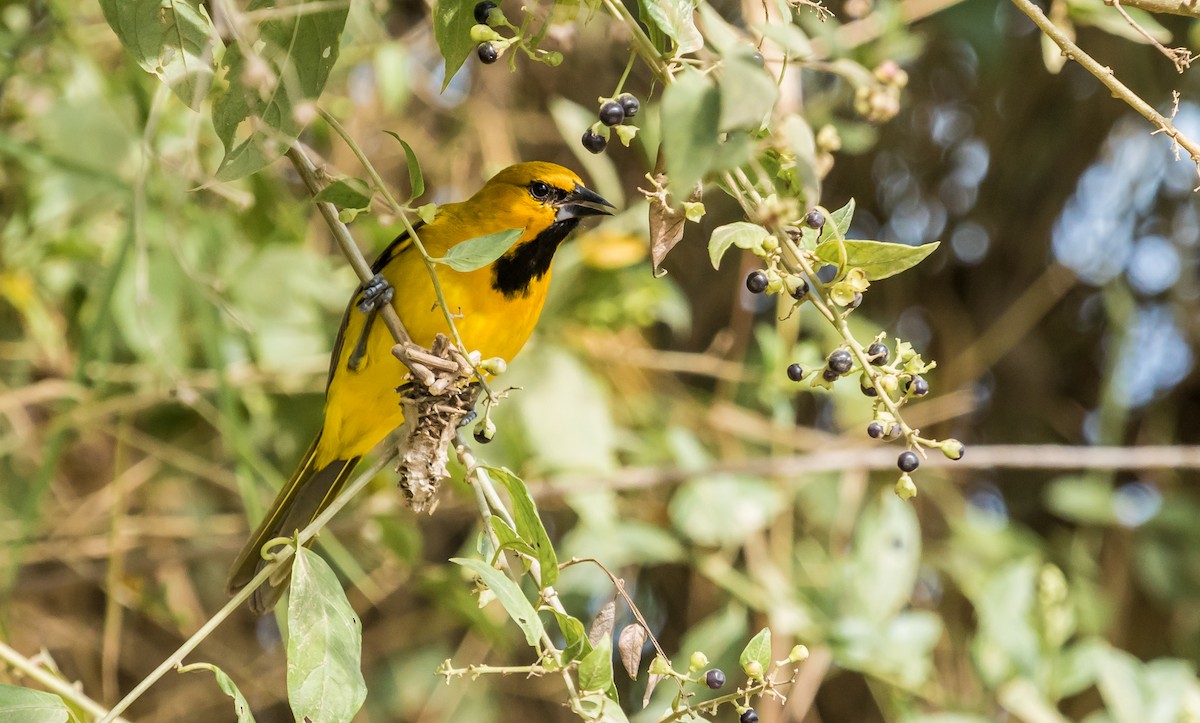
588, 600, 616, 647
618, 623, 647, 679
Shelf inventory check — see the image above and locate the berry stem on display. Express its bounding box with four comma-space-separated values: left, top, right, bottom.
614, 51, 637, 95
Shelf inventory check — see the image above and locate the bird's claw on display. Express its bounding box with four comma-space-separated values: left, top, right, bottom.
358, 274, 394, 314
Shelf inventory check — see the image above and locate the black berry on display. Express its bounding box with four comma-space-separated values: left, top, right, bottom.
847, 292, 863, 309
477, 43, 498, 64
790, 279, 809, 300
474, 428, 494, 444
786, 363, 804, 382
866, 342, 889, 365
867, 422, 884, 439
473, 0, 496, 24
581, 129, 607, 154
822, 368, 839, 382
827, 349, 853, 375
907, 375, 929, 396
746, 270, 768, 294
861, 383, 877, 397
804, 209, 824, 230
741, 710, 760, 723
898, 450, 919, 472
599, 101, 624, 127
705, 669, 726, 689
617, 92, 640, 117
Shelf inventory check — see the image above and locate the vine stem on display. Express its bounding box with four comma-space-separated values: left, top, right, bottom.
1010, 0, 1200, 175
601, 0, 669, 83
0, 641, 130, 722
98, 450, 399, 723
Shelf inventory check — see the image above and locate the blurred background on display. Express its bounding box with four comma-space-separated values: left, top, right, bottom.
3, 0, 1200, 720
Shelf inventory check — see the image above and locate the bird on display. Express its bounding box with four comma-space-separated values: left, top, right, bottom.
227, 161, 615, 613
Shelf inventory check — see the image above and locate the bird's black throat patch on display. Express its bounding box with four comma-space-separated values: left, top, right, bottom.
491, 218, 580, 298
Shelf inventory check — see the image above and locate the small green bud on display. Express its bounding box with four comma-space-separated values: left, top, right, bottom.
879, 374, 899, 394
940, 438, 965, 460
761, 235, 778, 252
479, 356, 507, 376
688, 651, 709, 672
895, 473, 917, 500
473, 416, 496, 444
648, 655, 673, 677
683, 201, 706, 223
469, 23, 501, 43
787, 644, 809, 663
542, 50, 563, 66
742, 659, 764, 680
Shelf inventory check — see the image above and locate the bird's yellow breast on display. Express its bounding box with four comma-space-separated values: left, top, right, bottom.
315, 207, 553, 465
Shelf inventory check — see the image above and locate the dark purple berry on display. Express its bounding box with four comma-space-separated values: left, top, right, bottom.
827, 349, 853, 375
861, 383, 877, 397
898, 450, 919, 473
746, 270, 768, 294
705, 668, 726, 689
581, 129, 607, 154
477, 43, 498, 64
847, 292, 863, 309
822, 368, 839, 382
599, 101, 624, 127
786, 363, 804, 382
741, 710, 760, 723
867, 421, 884, 439
866, 342, 889, 365
790, 279, 809, 300
804, 209, 824, 230
617, 93, 640, 117
905, 375, 929, 397
474, 428, 494, 444
474, 0, 496, 24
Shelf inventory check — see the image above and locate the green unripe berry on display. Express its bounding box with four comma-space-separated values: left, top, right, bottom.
688, 651, 709, 672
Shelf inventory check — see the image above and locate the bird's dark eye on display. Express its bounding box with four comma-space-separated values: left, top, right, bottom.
529, 181, 551, 201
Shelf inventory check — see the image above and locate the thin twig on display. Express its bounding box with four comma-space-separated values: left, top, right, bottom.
1109, 0, 1194, 71
1113, 0, 1200, 18
1012, 0, 1200, 181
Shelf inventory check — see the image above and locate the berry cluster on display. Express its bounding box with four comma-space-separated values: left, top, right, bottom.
471, 2, 563, 68
581, 93, 640, 154
854, 59, 908, 124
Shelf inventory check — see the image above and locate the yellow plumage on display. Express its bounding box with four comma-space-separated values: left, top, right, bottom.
228, 162, 614, 613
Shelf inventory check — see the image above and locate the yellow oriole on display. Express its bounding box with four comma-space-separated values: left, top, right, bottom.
228, 162, 614, 613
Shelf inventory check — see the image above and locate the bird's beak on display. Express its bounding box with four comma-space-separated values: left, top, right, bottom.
556, 183, 616, 222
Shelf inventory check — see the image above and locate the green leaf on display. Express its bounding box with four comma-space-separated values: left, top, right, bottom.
287, 546, 367, 723
815, 240, 939, 281
451, 557, 546, 646
718, 55, 778, 131
739, 627, 772, 674
433, 0, 477, 90
99, 0, 221, 110
178, 663, 257, 723
843, 491, 921, 622
431, 228, 524, 272
708, 222, 771, 270
491, 517, 538, 559
554, 610, 594, 664
819, 198, 855, 243
385, 132, 425, 201
0, 684, 69, 723
486, 466, 559, 587
641, 0, 703, 53
313, 178, 373, 211
211, 0, 349, 180
578, 632, 617, 700
778, 115, 819, 205
1044, 475, 1116, 525
661, 69, 721, 200
757, 22, 811, 58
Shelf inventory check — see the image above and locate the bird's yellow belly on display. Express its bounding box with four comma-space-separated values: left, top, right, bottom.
316, 259, 548, 464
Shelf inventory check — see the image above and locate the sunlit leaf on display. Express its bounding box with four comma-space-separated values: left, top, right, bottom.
554, 610, 594, 663
757, 22, 812, 58
313, 178, 373, 212
287, 547, 366, 723
815, 239, 939, 280
486, 466, 559, 587
99, 0, 221, 110
0, 684, 69, 723
641, 0, 703, 53
718, 55, 778, 131
385, 131, 425, 201
451, 557, 545, 646
431, 228, 523, 272
739, 627, 771, 675
434, 0, 477, 90
708, 221, 771, 270
579, 632, 618, 701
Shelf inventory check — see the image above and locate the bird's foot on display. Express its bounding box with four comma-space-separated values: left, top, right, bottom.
357, 274, 394, 313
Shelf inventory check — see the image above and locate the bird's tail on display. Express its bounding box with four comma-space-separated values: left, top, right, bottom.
227, 432, 361, 615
